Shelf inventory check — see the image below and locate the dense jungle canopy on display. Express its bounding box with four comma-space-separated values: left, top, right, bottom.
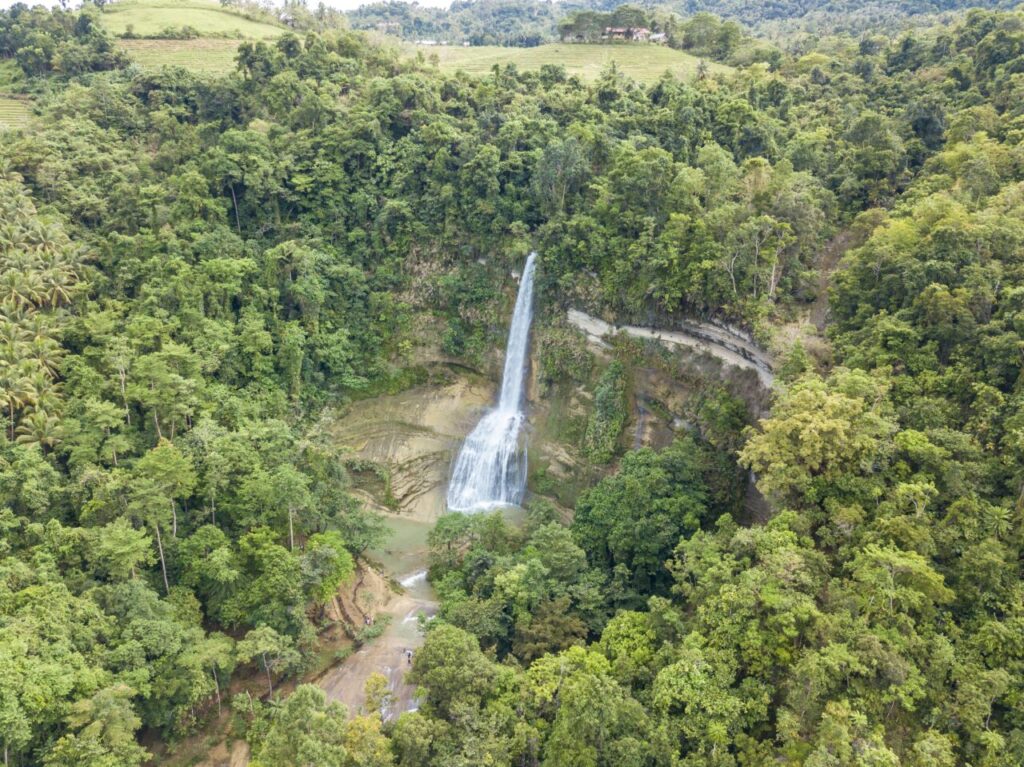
3, 2, 1024, 766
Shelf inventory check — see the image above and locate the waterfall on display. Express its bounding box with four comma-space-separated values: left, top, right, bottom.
446, 252, 537, 512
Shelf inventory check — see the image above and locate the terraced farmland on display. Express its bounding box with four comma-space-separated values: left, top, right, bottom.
0, 96, 31, 130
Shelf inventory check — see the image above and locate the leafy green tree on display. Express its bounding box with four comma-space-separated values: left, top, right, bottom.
127, 475, 174, 595
523, 646, 654, 767
738, 369, 897, 509
574, 438, 709, 599
238, 464, 313, 549
43, 685, 149, 767
301, 530, 355, 606
222, 528, 306, 635
582, 361, 627, 464
533, 137, 589, 215
177, 524, 240, 621
427, 513, 473, 576
134, 439, 197, 539
250, 685, 348, 767
88, 518, 154, 581
181, 633, 236, 717
409, 624, 498, 720
237, 625, 302, 696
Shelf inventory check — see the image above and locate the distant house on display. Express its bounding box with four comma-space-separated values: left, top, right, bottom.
602, 26, 651, 42
416, 39, 439, 46
650, 32, 668, 44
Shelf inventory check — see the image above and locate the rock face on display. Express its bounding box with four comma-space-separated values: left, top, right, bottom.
567, 308, 775, 388
327, 375, 495, 522
319, 564, 437, 721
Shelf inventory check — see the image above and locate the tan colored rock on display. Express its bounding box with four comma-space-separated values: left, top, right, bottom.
327, 378, 495, 523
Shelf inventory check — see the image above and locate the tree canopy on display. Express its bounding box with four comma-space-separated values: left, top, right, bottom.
4, 2, 1024, 766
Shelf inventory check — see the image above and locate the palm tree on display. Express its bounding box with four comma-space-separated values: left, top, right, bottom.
0, 179, 80, 448
25, 221, 65, 255
0, 374, 15, 441
0, 270, 44, 310
37, 246, 82, 308
0, 367, 33, 440
0, 207, 35, 248
24, 371, 63, 413
0, 157, 25, 184
18, 311, 54, 343
40, 269, 75, 308
15, 407, 63, 449
29, 334, 64, 377
0, 316, 31, 365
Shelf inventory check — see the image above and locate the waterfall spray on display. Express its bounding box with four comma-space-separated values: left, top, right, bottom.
446, 252, 537, 512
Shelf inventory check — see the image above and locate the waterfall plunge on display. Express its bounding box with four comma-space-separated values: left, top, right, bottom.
446, 252, 537, 512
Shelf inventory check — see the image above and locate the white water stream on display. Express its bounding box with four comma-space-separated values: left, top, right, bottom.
446, 252, 537, 512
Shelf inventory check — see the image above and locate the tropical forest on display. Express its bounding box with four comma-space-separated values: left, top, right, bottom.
2, 0, 1024, 766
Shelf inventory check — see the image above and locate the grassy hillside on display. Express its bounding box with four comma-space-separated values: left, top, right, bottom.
421, 43, 731, 83
100, 3, 727, 83
115, 36, 730, 83
0, 96, 31, 130
118, 38, 241, 72
101, 0, 283, 39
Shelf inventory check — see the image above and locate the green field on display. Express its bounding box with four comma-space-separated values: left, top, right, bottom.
420, 43, 731, 83
101, 0, 283, 39
0, 96, 31, 131
119, 38, 242, 73
114, 33, 729, 84
101, 0, 726, 84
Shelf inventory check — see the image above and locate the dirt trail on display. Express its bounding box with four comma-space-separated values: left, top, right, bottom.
568, 309, 774, 388
228, 743, 249, 767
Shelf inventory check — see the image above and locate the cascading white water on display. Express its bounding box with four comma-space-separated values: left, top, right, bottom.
446, 252, 537, 512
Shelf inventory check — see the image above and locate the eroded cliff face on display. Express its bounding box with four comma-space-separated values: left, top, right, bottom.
321, 370, 495, 522
525, 318, 772, 516
322, 317, 769, 524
